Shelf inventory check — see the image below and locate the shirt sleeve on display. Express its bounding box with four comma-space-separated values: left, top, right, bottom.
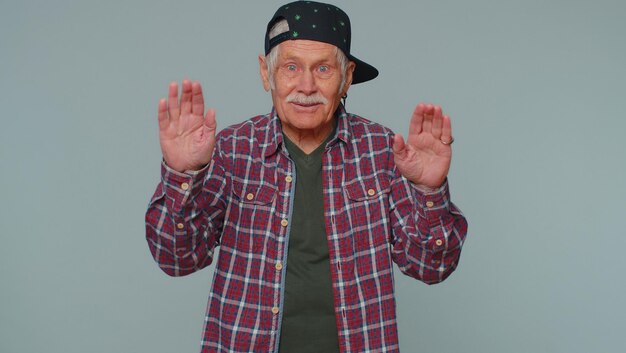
389, 175, 468, 284
145, 154, 228, 277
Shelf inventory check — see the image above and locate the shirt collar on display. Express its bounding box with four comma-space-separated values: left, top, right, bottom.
333, 103, 351, 145
262, 108, 283, 158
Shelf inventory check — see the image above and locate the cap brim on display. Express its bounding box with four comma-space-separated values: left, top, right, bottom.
349, 55, 378, 84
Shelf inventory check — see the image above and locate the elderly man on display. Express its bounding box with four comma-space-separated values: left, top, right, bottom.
146, 1, 468, 352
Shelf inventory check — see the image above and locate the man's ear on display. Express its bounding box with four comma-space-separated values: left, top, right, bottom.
258, 54, 271, 92
341, 61, 356, 96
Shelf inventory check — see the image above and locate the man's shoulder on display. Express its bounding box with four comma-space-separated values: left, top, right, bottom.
213, 112, 279, 161
344, 112, 394, 140
217, 113, 274, 139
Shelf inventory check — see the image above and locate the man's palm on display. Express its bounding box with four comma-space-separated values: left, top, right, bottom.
392, 104, 453, 189
158, 80, 217, 172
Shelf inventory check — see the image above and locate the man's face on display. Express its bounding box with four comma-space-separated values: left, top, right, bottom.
259, 40, 354, 138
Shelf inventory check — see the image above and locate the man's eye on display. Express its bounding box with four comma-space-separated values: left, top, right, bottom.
319, 65, 329, 73
287, 64, 297, 71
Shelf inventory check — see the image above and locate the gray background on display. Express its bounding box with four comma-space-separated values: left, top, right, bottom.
1, 0, 625, 352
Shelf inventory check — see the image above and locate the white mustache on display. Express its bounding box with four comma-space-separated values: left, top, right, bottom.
286, 93, 328, 105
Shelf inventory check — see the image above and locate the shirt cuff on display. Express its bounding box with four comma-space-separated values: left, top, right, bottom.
410, 179, 451, 226
161, 160, 210, 212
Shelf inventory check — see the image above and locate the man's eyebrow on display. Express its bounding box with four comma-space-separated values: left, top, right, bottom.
280, 54, 336, 65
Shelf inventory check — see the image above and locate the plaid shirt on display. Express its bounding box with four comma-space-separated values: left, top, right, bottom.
146, 105, 468, 353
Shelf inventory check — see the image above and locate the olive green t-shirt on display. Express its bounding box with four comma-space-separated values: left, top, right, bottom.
278, 132, 340, 353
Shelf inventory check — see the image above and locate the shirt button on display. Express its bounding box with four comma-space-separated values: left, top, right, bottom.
275, 262, 283, 271
285, 175, 293, 183
435, 239, 443, 246
246, 193, 254, 200
271, 306, 280, 314
176, 223, 184, 229
367, 188, 376, 196
281, 219, 289, 227
426, 201, 434, 208
181, 182, 189, 190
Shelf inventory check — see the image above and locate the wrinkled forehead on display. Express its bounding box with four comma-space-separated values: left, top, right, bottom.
275, 40, 340, 62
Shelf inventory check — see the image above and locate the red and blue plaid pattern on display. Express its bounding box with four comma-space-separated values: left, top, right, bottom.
146, 105, 468, 353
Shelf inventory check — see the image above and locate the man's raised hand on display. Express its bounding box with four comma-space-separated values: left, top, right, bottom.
158, 80, 217, 172
392, 103, 453, 190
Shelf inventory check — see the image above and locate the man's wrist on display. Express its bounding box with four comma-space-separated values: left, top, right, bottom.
412, 184, 438, 194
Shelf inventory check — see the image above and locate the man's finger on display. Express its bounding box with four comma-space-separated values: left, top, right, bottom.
432, 105, 443, 139
158, 98, 168, 130
180, 79, 192, 115
192, 81, 204, 116
441, 115, 453, 144
168, 81, 180, 121
204, 108, 217, 131
422, 104, 434, 134
392, 133, 408, 160
408, 104, 425, 137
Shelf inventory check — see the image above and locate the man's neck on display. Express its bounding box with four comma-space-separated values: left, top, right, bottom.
282, 119, 336, 154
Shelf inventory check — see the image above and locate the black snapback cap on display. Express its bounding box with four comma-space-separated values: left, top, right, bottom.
264, 1, 378, 84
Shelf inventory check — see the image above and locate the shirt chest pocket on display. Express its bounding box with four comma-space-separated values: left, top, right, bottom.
344, 174, 390, 202
228, 180, 278, 252
232, 180, 277, 206
343, 175, 391, 250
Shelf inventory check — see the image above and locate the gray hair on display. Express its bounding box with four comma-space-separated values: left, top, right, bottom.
266, 19, 349, 93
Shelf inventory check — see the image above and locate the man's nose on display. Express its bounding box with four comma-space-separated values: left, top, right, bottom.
296, 70, 317, 94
